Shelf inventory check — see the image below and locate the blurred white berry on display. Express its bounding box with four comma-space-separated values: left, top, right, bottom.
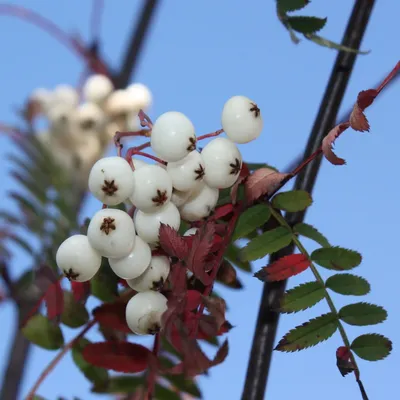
167, 150, 205, 192
201, 137, 242, 189
47, 104, 75, 147
30, 88, 53, 113
179, 182, 219, 221
88, 156, 135, 206
53, 84, 79, 109
105, 89, 133, 116
108, 236, 151, 279
127, 112, 142, 131
125, 291, 168, 335
73, 134, 103, 181
83, 74, 114, 105
126, 255, 170, 292
171, 188, 192, 208
126, 83, 152, 110
183, 227, 198, 236
87, 208, 136, 258
134, 202, 181, 244
56, 234, 102, 282
130, 164, 172, 213
74, 102, 105, 132
221, 95, 263, 144
150, 111, 196, 162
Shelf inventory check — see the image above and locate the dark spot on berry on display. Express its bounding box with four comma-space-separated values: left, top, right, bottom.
194, 163, 205, 180
100, 217, 116, 234
170, 256, 179, 264
81, 119, 96, 130
249, 102, 261, 118
187, 136, 197, 152
101, 180, 118, 196
63, 268, 80, 281
147, 323, 161, 335
152, 189, 168, 206
229, 158, 241, 175
151, 277, 165, 291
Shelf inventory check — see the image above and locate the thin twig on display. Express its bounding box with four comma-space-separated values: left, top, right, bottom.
90, 0, 104, 42
147, 334, 160, 400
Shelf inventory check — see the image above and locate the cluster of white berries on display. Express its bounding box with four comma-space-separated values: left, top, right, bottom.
56, 94, 263, 335
30, 75, 152, 186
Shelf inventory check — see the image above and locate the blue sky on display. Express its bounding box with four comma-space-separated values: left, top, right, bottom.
0, 1, 399, 399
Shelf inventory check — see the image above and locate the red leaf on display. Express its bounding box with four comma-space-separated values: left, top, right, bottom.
71, 281, 91, 304
93, 302, 131, 333
212, 203, 235, 220
211, 235, 224, 253
169, 261, 187, 291
336, 346, 356, 377
245, 168, 289, 204
201, 296, 226, 332
82, 341, 152, 373
159, 223, 189, 260
350, 90, 377, 132
254, 254, 310, 282
186, 290, 202, 311
44, 279, 64, 321
197, 320, 233, 340
322, 122, 350, 165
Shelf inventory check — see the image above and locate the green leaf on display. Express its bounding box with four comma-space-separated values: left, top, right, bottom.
22, 314, 64, 350
165, 375, 202, 398
72, 338, 109, 386
7, 232, 34, 255
339, 303, 387, 326
280, 281, 325, 313
305, 33, 370, 54
272, 190, 312, 212
154, 385, 181, 400
325, 273, 370, 296
241, 226, 292, 261
232, 204, 271, 241
287, 16, 327, 34
91, 376, 143, 393
275, 312, 338, 352
225, 243, 251, 272
61, 291, 89, 328
293, 222, 330, 248
90, 259, 119, 302
311, 246, 362, 270
277, 0, 310, 13
351, 334, 392, 361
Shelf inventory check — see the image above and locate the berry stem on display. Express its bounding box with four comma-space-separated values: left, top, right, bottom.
0, 123, 24, 141
124, 142, 151, 161
133, 151, 167, 165
197, 129, 224, 141
114, 130, 151, 157
147, 333, 160, 399
138, 109, 153, 129
26, 319, 97, 400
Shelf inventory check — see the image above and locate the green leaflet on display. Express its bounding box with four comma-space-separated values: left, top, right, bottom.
311, 246, 362, 270
351, 334, 392, 361
91, 376, 143, 393
225, 243, 251, 272
305, 33, 370, 54
61, 291, 89, 328
280, 281, 325, 313
293, 222, 330, 248
325, 273, 370, 296
277, 0, 310, 13
339, 303, 387, 326
22, 314, 64, 350
275, 313, 338, 352
272, 190, 312, 212
165, 374, 202, 398
90, 258, 119, 302
241, 226, 292, 261
72, 338, 109, 386
232, 204, 271, 241
287, 16, 327, 34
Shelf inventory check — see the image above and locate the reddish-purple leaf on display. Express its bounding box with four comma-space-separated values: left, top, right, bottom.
82, 341, 153, 373
231, 162, 250, 203
186, 290, 202, 311
212, 203, 235, 220
159, 223, 189, 260
245, 168, 289, 204
322, 122, 350, 165
93, 302, 131, 333
169, 261, 187, 291
336, 346, 356, 377
201, 296, 226, 332
254, 254, 310, 282
71, 281, 91, 304
349, 90, 377, 132
45, 279, 64, 321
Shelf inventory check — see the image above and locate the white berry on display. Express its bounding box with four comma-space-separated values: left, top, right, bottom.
166, 150, 205, 192
108, 236, 151, 279
74, 102, 105, 132
184, 227, 198, 236
88, 157, 135, 206
221, 95, 263, 143
201, 137, 242, 189
125, 291, 168, 335
127, 112, 142, 131
52, 84, 79, 109
131, 157, 149, 170
126, 83, 152, 110
130, 164, 172, 213
171, 188, 192, 208
56, 234, 102, 282
87, 208, 135, 258
150, 111, 196, 162
83, 74, 114, 104
30, 88, 53, 113
105, 89, 134, 116
134, 202, 181, 244
179, 182, 219, 221
126, 255, 170, 292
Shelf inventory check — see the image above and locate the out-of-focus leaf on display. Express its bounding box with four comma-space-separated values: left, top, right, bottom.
90, 259, 119, 302
61, 291, 89, 328
225, 243, 251, 272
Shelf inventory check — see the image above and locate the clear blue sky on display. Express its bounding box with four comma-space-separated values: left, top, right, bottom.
0, 1, 399, 399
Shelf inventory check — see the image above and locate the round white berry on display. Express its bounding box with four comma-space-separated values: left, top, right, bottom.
52, 84, 79, 109
131, 157, 149, 170
105, 89, 134, 116
171, 188, 192, 208
125, 291, 168, 335
56, 234, 102, 282
127, 112, 142, 131
134, 202, 181, 244
221, 95, 263, 143
47, 104, 75, 146
183, 227, 198, 236
130, 164, 172, 213
179, 182, 219, 221
108, 236, 151, 279
88, 157, 135, 206
150, 111, 196, 162
201, 137, 242, 189
126, 255, 170, 292
126, 83, 152, 110
166, 150, 205, 192
87, 208, 135, 258
83, 74, 114, 104
74, 102, 105, 132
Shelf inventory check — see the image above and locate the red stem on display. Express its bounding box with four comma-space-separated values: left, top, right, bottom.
197, 129, 224, 141
125, 142, 151, 159
376, 61, 400, 93
138, 109, 153, 129
90, 0, 104, 41
133, 151, 167, 165
147, 333, 160, 399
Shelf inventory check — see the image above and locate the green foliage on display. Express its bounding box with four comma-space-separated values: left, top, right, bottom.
90, 258, 119, 302
165, 374, 202, 398
311, 246, 362, 270
339, 303, 387, 326
225, 243, 252, 272
325, 273, 370, 296
275, 313, 338, 352
91, 376, 143, 393
277, 0, 309, 13
271, 190, 312, 212
241, 226, 292, 261
61, 291, 89, 328
293, 222, 330, 248
232, 204, 271, 241
351, 334, 392, 361
22, 314, 64, 350
280, 281, 325, 313
287, 16, 327, 34
305, 34, 370, 54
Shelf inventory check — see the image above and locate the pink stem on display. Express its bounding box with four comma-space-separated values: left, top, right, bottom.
146, 333, 160, 399
90, 0, 104, 41
197, 129, 224, 141
133, 151, 167, 165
